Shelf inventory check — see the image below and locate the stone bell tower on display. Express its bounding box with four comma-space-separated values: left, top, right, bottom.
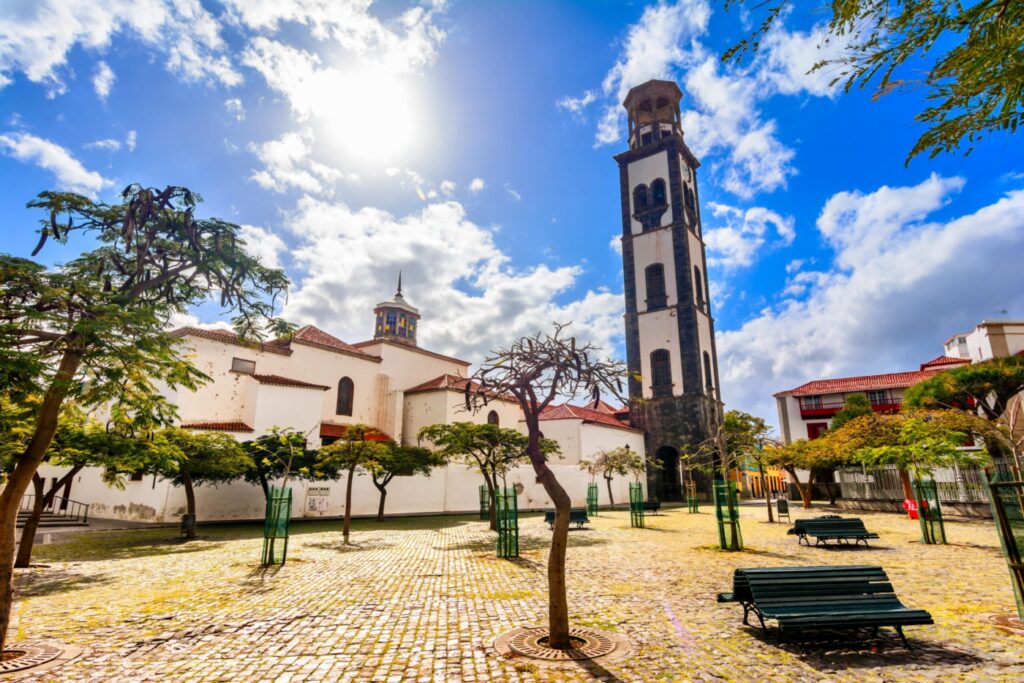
614, 79, 723, 501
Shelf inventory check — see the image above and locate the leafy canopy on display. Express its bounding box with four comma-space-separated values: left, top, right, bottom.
830, 393, 874, 431
905, 355, 1024, 420
155, 428, 252, 486
723, 1, 1024, 162
418, 422, 558, 483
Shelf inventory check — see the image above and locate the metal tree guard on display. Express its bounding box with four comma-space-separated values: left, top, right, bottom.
713, 480, 743, 550
496, 487, 519, 558
629, 482, 645, 528
984, 472, 1024, 619
686, 480, 699, 513
479, 484, 489, 521
912, 478, 947, 545
587, 483, 599, 516
261, 486, 292, 566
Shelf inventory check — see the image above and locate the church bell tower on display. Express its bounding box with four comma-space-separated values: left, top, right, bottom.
615, 79, 723, 501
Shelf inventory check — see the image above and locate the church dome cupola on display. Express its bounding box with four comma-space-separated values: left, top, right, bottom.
623, 79, 683, 150
374, 273, 421, 346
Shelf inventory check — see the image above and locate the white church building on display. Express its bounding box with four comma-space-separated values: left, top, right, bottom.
40, 282, 645, 524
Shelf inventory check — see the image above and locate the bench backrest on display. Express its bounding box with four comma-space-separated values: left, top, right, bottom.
794, 517, 869, 535
733, 565, 902, 616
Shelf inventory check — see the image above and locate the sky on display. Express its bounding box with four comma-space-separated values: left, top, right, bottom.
1, 0, 1022, 429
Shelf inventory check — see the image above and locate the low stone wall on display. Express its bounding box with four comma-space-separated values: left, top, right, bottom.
837, 497, 992, 519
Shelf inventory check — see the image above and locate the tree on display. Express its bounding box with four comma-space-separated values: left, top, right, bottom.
580, 446, 651, 509
0, 184, 287, 652
242, 427, 331, 503
320, 424, 389, 544
762, 438, 840, 509
155, 428, 252, 539
367, 444, 445, 522
419, 422, 556, 531
905, 355, 1024, 474
723, 1, 1024, 162
466, 323, 625, 649
830, 393, 874, 431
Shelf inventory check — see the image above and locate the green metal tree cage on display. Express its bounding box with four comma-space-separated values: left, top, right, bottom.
479, 484, 489, 521
713, 480, 743, 550
496, 487, 519, 558
629, 482, 645, 528
586, 483, 599, 516
261, 486, 292, 566
686, 480, 699, 513
984, 471, 1024, 619
912, 478, 947, 545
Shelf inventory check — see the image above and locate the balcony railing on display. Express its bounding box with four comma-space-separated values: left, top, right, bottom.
799, 397, 902, 419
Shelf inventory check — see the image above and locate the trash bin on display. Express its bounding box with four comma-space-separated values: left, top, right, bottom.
180, 513, 196, 537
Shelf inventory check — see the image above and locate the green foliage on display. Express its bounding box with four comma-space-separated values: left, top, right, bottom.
242, 427, 336, 495
418, 422, 559, 485
155, 428, 252, 486
830, 393, 874, 431
905, 355, 1024, 420
681, 409, 775, 475
368, 444, 445, 489
723, 1, 1024, 162
318, 423, 390, 474
582, 446, 656, 484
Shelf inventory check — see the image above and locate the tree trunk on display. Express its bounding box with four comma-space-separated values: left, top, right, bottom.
373, 477, 390, 523
14, 476, 45, 569
343, 464, 356, 544
785, 466, 814, 509
604, 474, 615, 509
485, 474, 497, 532
524, 414, 571, 649
0, 347, 83, 653
181, 469, 196, 540
15, 465, 84, 569
758, 462, 773, 523
898, 467, 914, 500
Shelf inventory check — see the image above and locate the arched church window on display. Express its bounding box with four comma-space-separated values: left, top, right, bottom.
651, 179, 667, 207
633, 185, 649, 213
693, 266, 705, 308
650, 350, 672, 398
645, 263, 667, 310
703, 352, 714, 392
336, 377, 354, 416
487, 410, 499, 426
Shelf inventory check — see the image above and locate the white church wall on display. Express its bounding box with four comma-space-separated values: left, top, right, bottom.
632, 229, 678, 308
252, 384, 325, 446
626, 151, 670, 235
401, 391, 450, 446
637, 310, 685, 399
538, 420, 581, 465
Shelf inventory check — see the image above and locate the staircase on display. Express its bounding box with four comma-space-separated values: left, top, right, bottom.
17, 495, 90, 528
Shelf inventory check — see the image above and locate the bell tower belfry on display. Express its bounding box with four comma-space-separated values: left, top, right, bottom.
614, 79, 722, 501
374, 273, 421, 346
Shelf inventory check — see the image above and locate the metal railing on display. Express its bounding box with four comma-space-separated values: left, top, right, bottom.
18, 494, 89, 524
799, 397, 902, 417
836, 460, 1013, 505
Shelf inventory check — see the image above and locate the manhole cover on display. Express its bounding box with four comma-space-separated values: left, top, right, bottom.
494, 626, 630, 663
0, 643, 64, 673
990, 614, 1024, 635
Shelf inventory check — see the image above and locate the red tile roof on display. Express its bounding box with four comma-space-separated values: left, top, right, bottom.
778, 369, 941, 397
288, 326, 382, 362
540, 404, 642, 432
405, 373, 473, 393
251, 374, 330, 390
181, 421, 254, 433
580, 398, 621, 414
919, 355, 970, 370
352, 339, 470, 366
319, 423, 392, 442
170, 327, 292, 356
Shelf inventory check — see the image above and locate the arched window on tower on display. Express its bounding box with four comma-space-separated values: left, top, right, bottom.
650, 349, 672, 398
487, 410, 499, 426
693, 266, 705, 309
336, 377, 354, 416
645, 263, 667, 310
633, 184, 649, 213
651, 178, 667, 207
703, 352, 714, 394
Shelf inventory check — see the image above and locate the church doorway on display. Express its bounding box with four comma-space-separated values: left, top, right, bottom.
654, 446, 682, 502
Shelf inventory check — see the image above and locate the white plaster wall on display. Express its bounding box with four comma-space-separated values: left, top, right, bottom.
637, 309, 684, 399
632, 229, 677, 309
445, 393, 524, 431
538, 419, 582, 465
626, 151, 670, 235
401, 391, 450, 446
252, 384, 325, 447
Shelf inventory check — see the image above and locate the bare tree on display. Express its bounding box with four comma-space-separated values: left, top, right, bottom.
466, 323, 625, 649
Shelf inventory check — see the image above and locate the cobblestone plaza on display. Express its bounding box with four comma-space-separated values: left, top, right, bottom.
11, 506, 1024, 682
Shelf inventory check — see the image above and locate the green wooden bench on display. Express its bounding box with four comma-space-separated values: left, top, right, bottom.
544, 508, 589, 529
717, 565, 932, 648
642, 500, 661, 514
788, 516, 879, 546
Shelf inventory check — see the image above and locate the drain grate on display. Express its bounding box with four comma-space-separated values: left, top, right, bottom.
506, 626, 619, 661
0, 643, 63, 673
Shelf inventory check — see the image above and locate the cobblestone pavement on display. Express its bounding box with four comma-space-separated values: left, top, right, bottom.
9, 505, 1024, 682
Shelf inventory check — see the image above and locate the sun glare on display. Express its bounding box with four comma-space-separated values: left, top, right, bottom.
321, 69, 418, 162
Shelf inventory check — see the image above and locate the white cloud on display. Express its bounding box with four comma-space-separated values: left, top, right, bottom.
468, 178, 485, 194
609, 234, 622, 255
556, 89, 597, 116
125, 130, 137, 151
249, 131, 357, 194
504, 183, 522, 201
92, 61, 115, 100
238, 224, 287, 270
717, 176, 1024, 428
756, 23, 847, 98
439, 180, 456, 196
83, 138, 121, 151
0, 131, 112, 197
281, 195, 625, 362
0, 0, 241, 94
704, 201, 795, 268
224, 98, 246, 121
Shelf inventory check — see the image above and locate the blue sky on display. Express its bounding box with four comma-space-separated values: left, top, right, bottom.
1, 0, 1022, 427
